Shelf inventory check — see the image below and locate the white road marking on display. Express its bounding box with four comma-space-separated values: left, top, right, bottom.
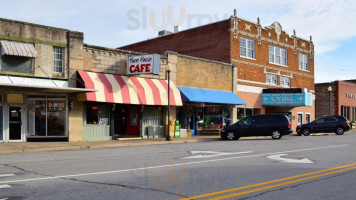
0, 144, 347, 185
0, 184, 11, 189
0, 198, 9, 200
0, 174, 15, 178
180, 151, 253, 159
267, 154, 313, 164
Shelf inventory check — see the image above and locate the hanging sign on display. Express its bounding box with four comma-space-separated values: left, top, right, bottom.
128, 54, 160, 75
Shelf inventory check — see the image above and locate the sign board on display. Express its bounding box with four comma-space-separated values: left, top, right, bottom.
99, 118, 109, 125
261, 92, 313, 106
128, 54, 160, 75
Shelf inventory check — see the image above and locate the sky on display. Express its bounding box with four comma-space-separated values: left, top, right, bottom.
1, 0, 355, 83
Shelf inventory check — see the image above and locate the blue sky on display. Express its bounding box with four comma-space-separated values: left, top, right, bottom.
1, 0, 355, 83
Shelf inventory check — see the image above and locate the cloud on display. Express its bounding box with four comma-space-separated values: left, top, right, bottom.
275, 0, 356, 55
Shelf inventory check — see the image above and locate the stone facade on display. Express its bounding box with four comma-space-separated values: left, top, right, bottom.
0, 17, 75, 79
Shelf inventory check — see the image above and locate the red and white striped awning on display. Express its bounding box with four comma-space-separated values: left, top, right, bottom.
77, 70, 182, 106
0, 41, 38, 57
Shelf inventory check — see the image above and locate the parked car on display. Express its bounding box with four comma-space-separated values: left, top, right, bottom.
221, 114, 292, 140
296, 115, 350, 136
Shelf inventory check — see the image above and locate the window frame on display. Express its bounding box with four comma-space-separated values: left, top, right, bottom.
280, 75, 291, 87
240, 37, 255, 59
266, 73, 278, 85
299, 53, 309, 71
53, 47, 64, 73
269, 45, 288, 66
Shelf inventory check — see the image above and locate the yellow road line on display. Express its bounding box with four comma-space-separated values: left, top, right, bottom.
208, 166, 356, 200
180, 163, 356, 200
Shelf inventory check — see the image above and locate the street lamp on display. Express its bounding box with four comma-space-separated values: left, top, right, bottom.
166, 64, 172, 141
328, 86, 332, 115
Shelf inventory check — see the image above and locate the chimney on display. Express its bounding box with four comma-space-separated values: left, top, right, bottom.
174, 26, 181, 33
158, 30, 172, 37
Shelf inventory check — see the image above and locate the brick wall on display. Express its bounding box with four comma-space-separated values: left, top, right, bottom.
120, 20, 231, 63
315, 83, 335, 118
335, 81, 356, 119
230, 17, 314, 92
176, 54, 233, 91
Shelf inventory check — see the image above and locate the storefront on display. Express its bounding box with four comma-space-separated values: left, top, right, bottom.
77, 70, 182, 141
177, 86, 246, 135
0, 75, 94, 142
261, 88, 313, 129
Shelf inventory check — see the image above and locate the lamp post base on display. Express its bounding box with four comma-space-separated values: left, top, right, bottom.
166, 136, 172, 141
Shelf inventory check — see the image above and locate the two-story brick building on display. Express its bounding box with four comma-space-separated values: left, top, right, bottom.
120, 10, 315, 131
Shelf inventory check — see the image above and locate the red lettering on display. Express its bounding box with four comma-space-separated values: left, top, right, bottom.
140, 64, 145, 72
145, 63, 151, 72
134, 64, 140, 73
129, 65, 135, 73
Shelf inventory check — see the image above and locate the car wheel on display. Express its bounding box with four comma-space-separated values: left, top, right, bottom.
226, 132, 239, 140
271, 129, 282, 140
302, 128, 310, 136
335, 127, 344, 135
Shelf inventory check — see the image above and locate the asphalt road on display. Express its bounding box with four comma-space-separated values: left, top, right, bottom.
1, 133, 356, 200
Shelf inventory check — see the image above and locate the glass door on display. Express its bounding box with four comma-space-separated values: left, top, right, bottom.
9, 106, 22, 141
0, 106, 3, 141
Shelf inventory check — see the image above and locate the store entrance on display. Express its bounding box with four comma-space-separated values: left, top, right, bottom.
9, 106, 22, 141
113, 105, 127, 137
126, 105, 140, 137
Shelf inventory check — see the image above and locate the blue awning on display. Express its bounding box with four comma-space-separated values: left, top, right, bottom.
177, 86, 246, 105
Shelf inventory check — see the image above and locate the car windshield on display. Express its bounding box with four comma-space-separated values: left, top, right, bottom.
238, 116, 252, 126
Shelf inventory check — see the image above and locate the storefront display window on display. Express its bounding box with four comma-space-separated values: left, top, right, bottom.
28, 97, 67, 136
142, 106, 164, 137
237, 107, 253, 120
85, 103, 109, 125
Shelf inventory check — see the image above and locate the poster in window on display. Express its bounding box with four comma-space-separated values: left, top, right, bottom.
99, 118, 108, 125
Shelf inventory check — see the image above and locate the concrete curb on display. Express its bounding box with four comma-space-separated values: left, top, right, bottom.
0, 131, 354, 155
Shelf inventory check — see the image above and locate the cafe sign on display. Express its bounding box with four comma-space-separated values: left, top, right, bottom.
128, 54, 160, 75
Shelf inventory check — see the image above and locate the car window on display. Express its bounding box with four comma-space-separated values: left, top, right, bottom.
315, 118, 325, 124
239, 116, 252, 126
325, 117, 337, 122
254, 116, 267, 124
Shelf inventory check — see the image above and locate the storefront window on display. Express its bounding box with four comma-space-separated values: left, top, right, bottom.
237, 107, 254, 120
85, 103, 109, 125
28, 97, 67, 136
341, 106, 350, 120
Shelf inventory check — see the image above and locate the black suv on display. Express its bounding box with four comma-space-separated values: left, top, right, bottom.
221, 114, 292, 140
296, 115, 350, 136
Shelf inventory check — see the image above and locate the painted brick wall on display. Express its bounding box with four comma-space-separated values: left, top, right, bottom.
120, 20, 231, 63
176, 54, 233, 91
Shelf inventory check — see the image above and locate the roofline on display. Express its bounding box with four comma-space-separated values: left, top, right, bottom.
0, 17, 76, 33
118, 19, 230, 49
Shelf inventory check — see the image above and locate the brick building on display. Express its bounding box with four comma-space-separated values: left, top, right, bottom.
0, 17, 244, 142
120, 10, 315, 131
316, 80, 356, 121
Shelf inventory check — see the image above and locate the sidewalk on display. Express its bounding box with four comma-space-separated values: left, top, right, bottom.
0, 136, 221, 154
0, 131, 354, 154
